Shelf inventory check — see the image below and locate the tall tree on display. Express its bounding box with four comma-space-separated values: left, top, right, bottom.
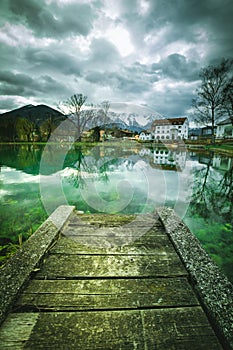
192, 58, 233, 143
92, 126, 101, 142
59, 93, 91, 142
16, 118, 35, 142
40, 115, 57, 141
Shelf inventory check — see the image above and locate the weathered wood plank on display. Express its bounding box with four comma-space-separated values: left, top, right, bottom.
0, 208, 225, 349
0, 205, 75, 326
35, 253, 187, 279
158, 207, 233, 349
0, 308, 222, 349
0, 313, 39, 350
16, 277, 199, 311
61, 212, 163, 247
69, 212, 159, 227
50, 235, 176, 255
70, 212, 138, 224
143, 307, 223, 350
61, 225, 163, 241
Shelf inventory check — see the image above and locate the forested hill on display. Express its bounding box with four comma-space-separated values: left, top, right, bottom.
0, 104, 66, 142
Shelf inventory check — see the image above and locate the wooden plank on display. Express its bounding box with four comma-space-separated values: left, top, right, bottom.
61, 212, 163, 244
143, 307, 223, 350
50, 235, 176, 255
0, 205, 75, 326
69, 212, 159, 227
0, 209, 225, 349
158, 207, 233, 349
61, 225, 164, 238
16, 277, 199, 311
0, 313, 39, 350
0, 308, 222, 349
35, 253, 187, 279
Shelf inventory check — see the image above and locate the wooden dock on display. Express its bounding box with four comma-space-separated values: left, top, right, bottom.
0, 206, 232, 349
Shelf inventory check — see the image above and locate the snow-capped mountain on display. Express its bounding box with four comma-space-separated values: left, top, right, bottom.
90, 102, 164, 131
83, 109, 160, 132
108, 112, 162, 132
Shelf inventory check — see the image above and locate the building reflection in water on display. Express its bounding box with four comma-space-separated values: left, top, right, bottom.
139, 147, 187, 172
213, 155, 233, 171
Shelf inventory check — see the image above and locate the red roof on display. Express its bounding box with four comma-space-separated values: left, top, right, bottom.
152, 118, 187, 126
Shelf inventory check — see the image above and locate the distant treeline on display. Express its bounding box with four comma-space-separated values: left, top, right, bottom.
0, 104, 67, 142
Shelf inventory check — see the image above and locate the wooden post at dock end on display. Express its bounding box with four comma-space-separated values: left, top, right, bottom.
0, 205, 75, 326
157, 207, 233, 350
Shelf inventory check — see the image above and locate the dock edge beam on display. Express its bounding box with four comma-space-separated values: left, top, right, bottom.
0, 205, 75, 326
157, 207, 233, 349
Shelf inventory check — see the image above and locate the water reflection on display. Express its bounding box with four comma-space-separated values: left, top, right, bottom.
0, 143, 44, 174
184, 152, 233, 282
139, 147, 187, 171
60, 145, 166, 215
188, 153, 233, 222
0, 143, 232, 281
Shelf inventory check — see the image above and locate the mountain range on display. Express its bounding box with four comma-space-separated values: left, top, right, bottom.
0, 104, 65, 125
0, 104, 160, 141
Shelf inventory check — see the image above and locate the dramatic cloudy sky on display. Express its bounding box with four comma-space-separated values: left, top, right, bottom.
0, 0, 233, 116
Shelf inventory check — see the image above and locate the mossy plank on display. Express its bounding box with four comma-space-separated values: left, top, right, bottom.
0, 205, 75, 326
61, 225, 163, 239
15, 293, 195, 311
0, 313, 39, 350
16, 277, 199, 311
35, 253, 187, 279
0, 308, 222, 349
70, 212, 159, 227
61, 212, 163, 245
50, 235, 176, 255
158, 207, 233, 348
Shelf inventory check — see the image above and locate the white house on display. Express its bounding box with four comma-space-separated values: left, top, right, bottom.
151, 117, 189, 141
216, 118, 233, 139
139, 131, 154, 141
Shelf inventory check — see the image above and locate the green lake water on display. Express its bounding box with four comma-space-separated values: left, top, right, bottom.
0, 142, 232, 282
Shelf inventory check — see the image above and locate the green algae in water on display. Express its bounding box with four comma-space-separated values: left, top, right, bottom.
0, 143, 232, 283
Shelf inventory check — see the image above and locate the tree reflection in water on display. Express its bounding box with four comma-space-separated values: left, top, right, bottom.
0, 144, 232, 282
186, 153, 233, 282
189, 154, 233, 223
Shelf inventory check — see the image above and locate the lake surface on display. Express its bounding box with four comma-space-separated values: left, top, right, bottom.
0, 142, 232, 282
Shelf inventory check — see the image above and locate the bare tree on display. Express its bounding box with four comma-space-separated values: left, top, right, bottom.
222, 75, 233, 125
80, 108, 96, 131
100, 100, 110, 138
59, 93, 93, 142
192, 58, 233, 143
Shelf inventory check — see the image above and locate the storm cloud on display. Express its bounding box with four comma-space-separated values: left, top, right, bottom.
0, 0, 232, 117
